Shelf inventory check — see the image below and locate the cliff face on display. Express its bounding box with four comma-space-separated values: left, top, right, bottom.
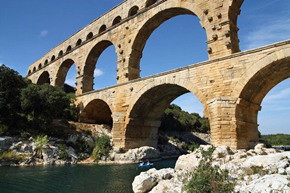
132, 144, 290, 193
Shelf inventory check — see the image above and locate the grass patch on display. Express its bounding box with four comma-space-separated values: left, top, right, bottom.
92, 135, 112, 163
186, 146, 235, 193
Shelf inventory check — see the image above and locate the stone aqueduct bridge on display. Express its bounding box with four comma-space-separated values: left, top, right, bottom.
26, 0, 290, 150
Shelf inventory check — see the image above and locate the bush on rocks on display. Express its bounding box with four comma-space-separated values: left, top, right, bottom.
92, 135, 111, 162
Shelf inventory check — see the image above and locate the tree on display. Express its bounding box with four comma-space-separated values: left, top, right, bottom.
0, 65, 27, 132
159, 104, 210, 133
21, 83, 72, 126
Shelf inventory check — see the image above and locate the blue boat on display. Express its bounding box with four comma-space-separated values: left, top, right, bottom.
139, 162, 154, 168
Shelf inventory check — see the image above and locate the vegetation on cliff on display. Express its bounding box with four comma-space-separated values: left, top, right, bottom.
185, 146, 235, 193
261, 134, 290, 146
0, 64, 77, 137
160, 104, 210, 133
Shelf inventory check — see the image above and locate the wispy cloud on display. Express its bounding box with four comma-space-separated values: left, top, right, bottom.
94, 68, 104, 77
40, 30, 48, 37
243, 17, 290, 50
264, 87, 290, 101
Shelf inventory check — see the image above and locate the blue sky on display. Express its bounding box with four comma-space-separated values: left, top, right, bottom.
1, 0, 290, 134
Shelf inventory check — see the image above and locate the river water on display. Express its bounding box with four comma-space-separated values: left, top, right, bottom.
0, 159, 176, 193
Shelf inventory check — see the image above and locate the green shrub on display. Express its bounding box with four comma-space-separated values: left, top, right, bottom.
92, 135, 111, 162
251, 166, 265, 175
182, 141, 200, 152
33, 135, 48, 158
76, 137, 92, 154
0, 150, 24, 161
0, 124, 8, 136
58, 144, 69, 160
186, 146, 235, 193
160, 104, 210, 133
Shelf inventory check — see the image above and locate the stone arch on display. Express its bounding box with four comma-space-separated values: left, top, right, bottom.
82, 40, 117, 93
146, 0, 157, 8
27, 70, 31, 75
79, 99, 113, 125
37, 71, 51, 85
38, 63, 42, 70
228, 0, 244, 27
76, 39, 82, 47
44, 59, 48, 65
128, 6, 204, 80
55, 59, 76, 88
33, 67, 36, 72
112, 16, 121, 26
128, 6, 139, 17
233, 48, 290, 148
66, 45, 72, 53
58, 50, 63, 57
51, 55, 55, 62
86, 32, 93, 40
123, 80, 207, 149
234, 48, 290, 104
99, 25, 107, 34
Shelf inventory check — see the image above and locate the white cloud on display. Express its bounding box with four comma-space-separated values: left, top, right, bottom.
40, 30, 48, 37
264, 88, 290, 102
242, 16, 290, 50
94, 68, 104, 77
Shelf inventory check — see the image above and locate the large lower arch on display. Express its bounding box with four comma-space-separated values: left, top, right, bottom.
37, 71, 50, 85
128, 5, 204, 80
234, 49, 290, 148
122, 82, 207, 150
82, 40, 117, 93
55, 59, 76, 88
79, 99, 113, 125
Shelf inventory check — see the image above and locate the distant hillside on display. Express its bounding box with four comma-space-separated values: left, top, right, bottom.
261, 134, 290, 146
159, 104, 210, 133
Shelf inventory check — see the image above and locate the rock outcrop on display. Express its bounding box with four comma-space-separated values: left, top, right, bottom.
114, 146, 161, 163
132, 144, 290, 193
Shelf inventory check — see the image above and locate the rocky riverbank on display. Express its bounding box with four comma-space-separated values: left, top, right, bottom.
0, 122, 210, 166
132, 144, 290, 193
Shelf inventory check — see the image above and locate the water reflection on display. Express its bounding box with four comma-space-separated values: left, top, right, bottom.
0, 159, 176, 193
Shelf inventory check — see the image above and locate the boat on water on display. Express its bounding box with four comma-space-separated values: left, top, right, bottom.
139, 162, 154, 168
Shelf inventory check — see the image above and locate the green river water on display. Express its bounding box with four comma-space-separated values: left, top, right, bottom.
0, 159, 176, 193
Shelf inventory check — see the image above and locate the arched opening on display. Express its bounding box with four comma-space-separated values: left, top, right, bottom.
66, 45, 72, 53
28, 70, 31, 75
79, 99, 112, 125
112, 16, 121, 26
83, 40, 117, 92
76, 39, 82, 47
146, 0, 157, 8
38, 63, 42, 70
238, 1, 290, 51
37, 71, 50, 85
124, 84, 207, 149
259, 79, 290, 135
86, 32, 93, 40
237, 56, 290, 148
55, 59, 77, 93
33, 67, 36, 72
44, 59, 48, 65
51, 55, 55, 62
128, 6, 139, 17
58, 50, 63, 57
129, 8, 207, 80
99, 25, 107, 34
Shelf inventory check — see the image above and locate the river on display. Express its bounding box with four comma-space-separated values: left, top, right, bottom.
0, 159, 176, 193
